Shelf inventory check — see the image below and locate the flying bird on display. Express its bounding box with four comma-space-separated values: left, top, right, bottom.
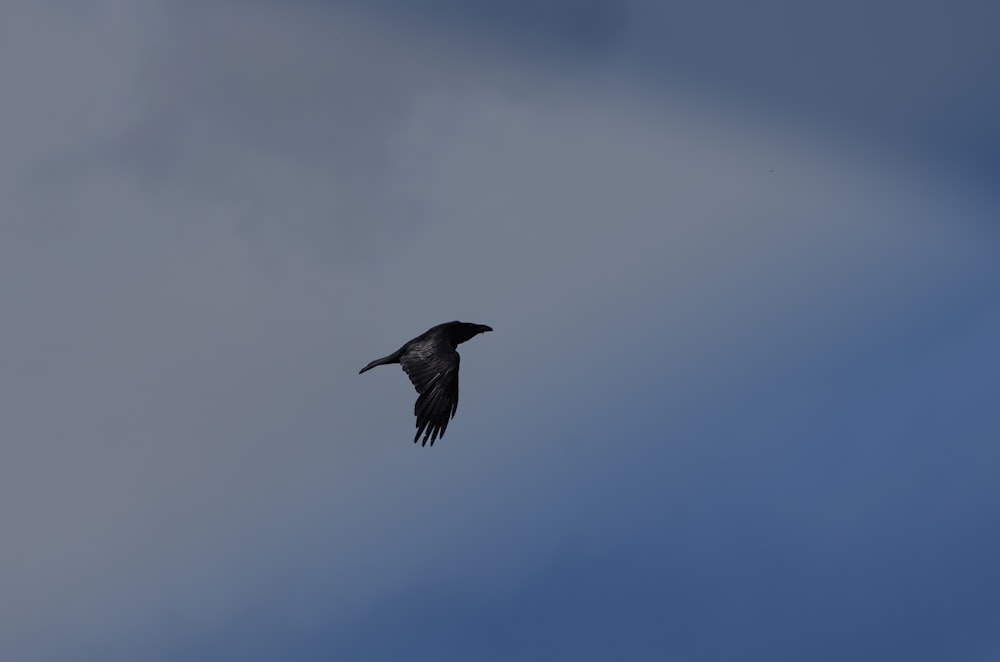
359, 321, 493, 446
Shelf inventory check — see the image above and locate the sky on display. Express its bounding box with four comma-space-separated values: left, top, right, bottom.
2, 1, 999, 660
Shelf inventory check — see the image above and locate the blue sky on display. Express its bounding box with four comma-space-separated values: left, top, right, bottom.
2, 1, 999, 660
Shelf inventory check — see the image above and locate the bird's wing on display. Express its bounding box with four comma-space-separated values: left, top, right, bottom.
399, 338, 460, 446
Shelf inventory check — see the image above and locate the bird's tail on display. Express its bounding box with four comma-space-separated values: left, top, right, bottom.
358, 351, 402, 374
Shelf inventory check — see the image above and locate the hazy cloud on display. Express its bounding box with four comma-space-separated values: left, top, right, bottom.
3, 2, 998, 660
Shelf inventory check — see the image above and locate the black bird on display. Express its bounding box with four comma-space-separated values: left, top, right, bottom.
359, 321, 493, 446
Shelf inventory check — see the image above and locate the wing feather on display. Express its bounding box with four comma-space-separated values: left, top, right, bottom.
399, 337, 460, 446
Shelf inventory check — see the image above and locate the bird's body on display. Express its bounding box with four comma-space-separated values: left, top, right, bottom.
359, 321, 492, 446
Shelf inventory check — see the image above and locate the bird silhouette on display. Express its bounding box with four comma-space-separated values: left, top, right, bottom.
359, 321, 492, 446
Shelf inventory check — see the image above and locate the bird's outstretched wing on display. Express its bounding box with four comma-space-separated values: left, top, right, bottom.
399, 337, 460, 446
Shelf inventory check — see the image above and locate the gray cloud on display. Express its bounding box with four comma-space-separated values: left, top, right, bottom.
3, 2, 998, 660
317, 0, 1000, 171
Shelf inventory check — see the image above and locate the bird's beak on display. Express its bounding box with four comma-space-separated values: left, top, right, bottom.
481, 325, 493, 333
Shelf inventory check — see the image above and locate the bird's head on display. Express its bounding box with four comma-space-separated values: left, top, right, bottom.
449, 321, 493, 344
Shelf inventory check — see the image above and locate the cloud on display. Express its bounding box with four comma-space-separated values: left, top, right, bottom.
320, 0, 1000, 166
2, 1, 998, 660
